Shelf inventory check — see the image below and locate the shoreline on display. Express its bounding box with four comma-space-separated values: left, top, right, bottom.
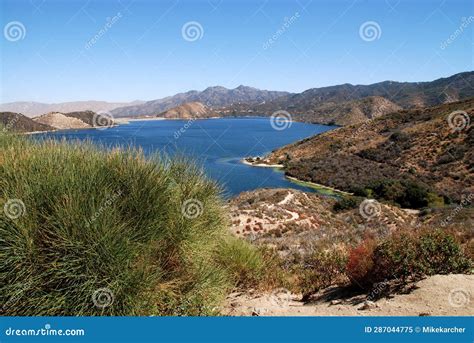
240, 159, 284, 168
286, 176, 352, 195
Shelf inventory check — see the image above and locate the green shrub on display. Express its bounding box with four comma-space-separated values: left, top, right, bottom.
216, 237, 265, 288
0, 134, 257, 316
362, 230, 472, 287
298, 249, 348, 298
333, 196, 361, 212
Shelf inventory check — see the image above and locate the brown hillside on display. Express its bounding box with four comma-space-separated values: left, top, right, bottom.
267, 98, 474, 203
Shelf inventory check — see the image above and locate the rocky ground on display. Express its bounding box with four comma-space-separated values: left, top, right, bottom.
228, 188, 421, 255
223, 274, 473, 316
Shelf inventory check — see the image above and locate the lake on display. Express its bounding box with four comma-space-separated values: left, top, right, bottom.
38, 117, 336, 197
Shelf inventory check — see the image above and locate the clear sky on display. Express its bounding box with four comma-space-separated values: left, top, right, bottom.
0, 0, 472, 103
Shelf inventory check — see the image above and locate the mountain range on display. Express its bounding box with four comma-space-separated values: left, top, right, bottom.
110, 85, 289, 118
0, 100, 144, 118
2, 72, 473, 126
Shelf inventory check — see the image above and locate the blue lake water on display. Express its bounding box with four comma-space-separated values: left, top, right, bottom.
38, 117, 336, 197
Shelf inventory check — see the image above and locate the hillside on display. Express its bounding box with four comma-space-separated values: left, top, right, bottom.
0, 112, 54, 133
0, 100, 144, 118
292, 96, 402, 125
252, 71, 474, 118
265, 98, 474, 203
111, 85, 290, 117
34, 112, 92, 130
158, 102, 218, 119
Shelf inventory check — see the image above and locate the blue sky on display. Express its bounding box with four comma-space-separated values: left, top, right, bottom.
0, 0, 472, 103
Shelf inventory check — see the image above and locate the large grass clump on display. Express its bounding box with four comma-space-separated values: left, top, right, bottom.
0, 133, 261, 315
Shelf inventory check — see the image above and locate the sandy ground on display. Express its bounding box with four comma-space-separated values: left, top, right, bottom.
223, 274, 473, 316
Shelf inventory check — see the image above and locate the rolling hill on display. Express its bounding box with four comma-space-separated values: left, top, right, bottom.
265, 98, 474, 204
0, 112, 54, 132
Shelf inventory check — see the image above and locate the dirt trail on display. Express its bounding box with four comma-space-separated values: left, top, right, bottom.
224, 274, 473, 316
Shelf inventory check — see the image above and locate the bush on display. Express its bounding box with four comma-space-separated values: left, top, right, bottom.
0, 134, 258, 315
346, 239, 376, 287
216, 237, 265, 288
298, 249, 348, 298
333, 196, 361, 212
352, 230, 472, 288
364, 179, 444, 209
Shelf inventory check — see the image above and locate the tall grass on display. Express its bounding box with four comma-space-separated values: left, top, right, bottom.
0, 133, 261, 316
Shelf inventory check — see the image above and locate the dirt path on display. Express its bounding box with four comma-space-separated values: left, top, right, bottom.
223, 274, 473, 316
